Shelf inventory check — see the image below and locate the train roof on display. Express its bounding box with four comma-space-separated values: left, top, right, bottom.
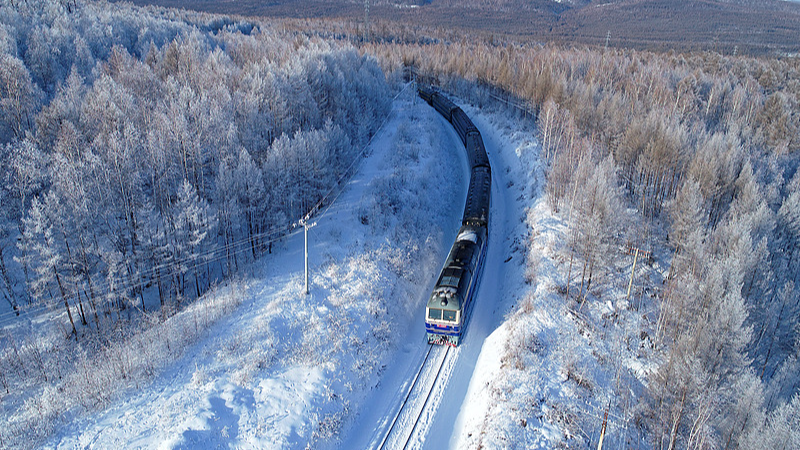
463, 167, 491, 227
465, 132, 490, 170
428, 267, 466, 311
426, 226, 486, 311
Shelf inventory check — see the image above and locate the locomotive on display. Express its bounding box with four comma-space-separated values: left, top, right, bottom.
418, 85, 491, 346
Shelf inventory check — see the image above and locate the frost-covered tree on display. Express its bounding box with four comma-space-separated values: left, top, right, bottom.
777, 186, 800, 282
667, 178, 707, 279
215, 152, 243, 274
170, 179, 214, 301
568, 153, 624, 301
19, 193, 78, 339
234, 148, 265, 258
0, 188, 18, 314
739, 394, 800, 450
0, 54, 42, 141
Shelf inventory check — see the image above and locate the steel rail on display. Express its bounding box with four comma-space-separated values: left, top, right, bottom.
401, 346, 450, 450
375, 345, 451, 450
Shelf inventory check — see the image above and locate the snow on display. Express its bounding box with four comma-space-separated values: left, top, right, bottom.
452, 322, 509, 447
456, 230, 478, 243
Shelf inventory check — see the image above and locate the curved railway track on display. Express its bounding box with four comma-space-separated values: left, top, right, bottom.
368, 85, 487, 450
375, 345, 452, 450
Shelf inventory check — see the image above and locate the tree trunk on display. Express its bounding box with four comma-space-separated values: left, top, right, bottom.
54, 268, 78, 341
668, 389, 687, 450
194, 265, 201, 299
0, 246, 18, 315
579, 257, 588, 301
79, 236, 100, 330
566, 249, 575, 300
76, 292, 87, 326
156, 264, 164, 307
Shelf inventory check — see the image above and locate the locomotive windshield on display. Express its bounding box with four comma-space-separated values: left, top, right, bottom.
428, 308, 457, 322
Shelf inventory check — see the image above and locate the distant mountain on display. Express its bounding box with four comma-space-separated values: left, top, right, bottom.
552, 0, 800, 53
124, 0, 800, 55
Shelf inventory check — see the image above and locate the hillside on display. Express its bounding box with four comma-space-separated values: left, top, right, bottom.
120, 0, 800, 55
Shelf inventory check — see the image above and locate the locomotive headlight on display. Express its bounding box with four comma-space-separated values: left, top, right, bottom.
441, 299, 448, 306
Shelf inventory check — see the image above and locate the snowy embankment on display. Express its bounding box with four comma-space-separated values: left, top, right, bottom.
46, 85, 464, 449
448, 99, 662, 449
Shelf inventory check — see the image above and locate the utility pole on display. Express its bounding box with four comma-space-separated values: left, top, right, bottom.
364, 0, 370, 43
597, 405, 609, 450
625, 246, 651, 301
300, 219, 316, 295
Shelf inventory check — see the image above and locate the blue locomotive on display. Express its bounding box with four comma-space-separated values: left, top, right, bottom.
418, 85, 491, 346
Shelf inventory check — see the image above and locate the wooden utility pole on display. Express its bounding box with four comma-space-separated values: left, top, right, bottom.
300, 219, 316, 295
625, 246, 651, 301
597, 405, 609, 450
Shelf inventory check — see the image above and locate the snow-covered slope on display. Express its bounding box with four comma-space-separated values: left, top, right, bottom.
444, 97, 661, 449
45, 84, 467, 449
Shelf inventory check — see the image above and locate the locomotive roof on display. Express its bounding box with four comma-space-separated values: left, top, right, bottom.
428, 266, 466, 311
427, 226, 486, 311
449, 242, 476, 267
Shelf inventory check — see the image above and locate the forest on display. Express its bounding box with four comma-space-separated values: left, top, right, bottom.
366, 33, 800, 448
0, 0, 392, 445
0, 1, 394, 321
1, 0, 800, 448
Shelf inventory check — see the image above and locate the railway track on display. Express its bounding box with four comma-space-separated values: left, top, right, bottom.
375, 344, 452, 450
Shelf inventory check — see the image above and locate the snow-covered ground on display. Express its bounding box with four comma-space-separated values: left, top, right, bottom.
448, 99, 664, 449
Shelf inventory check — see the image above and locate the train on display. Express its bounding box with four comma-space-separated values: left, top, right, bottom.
418, 85, 491, 346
